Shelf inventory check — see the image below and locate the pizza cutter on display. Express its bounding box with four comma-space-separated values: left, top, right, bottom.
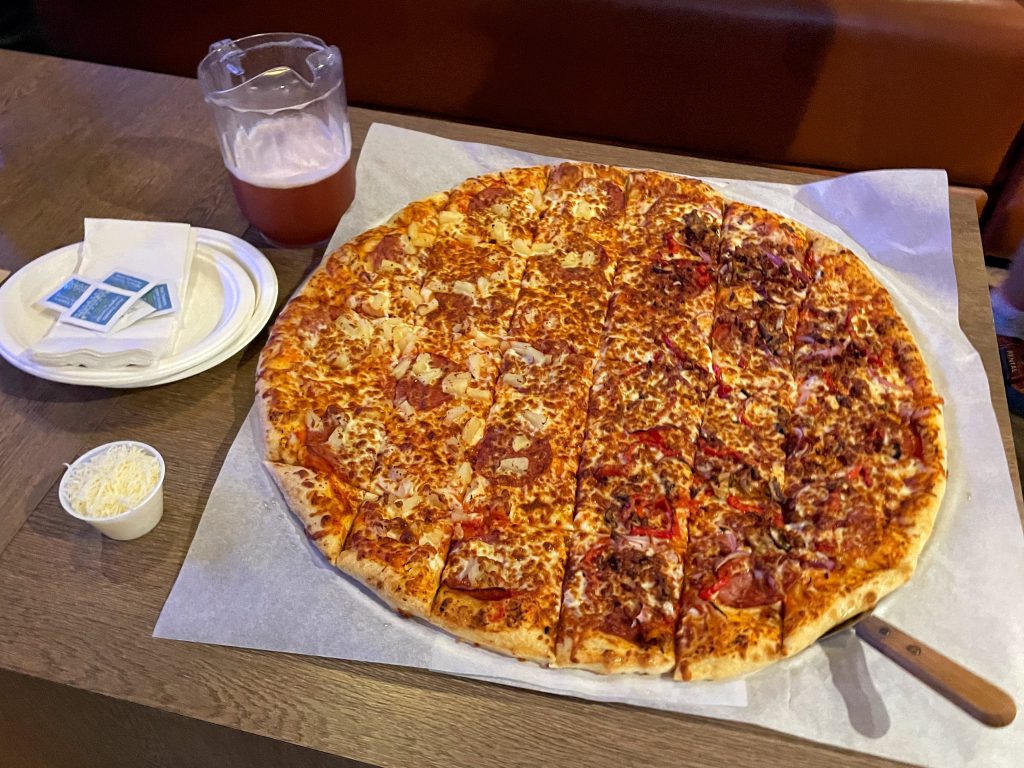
820, 611, 1016, 727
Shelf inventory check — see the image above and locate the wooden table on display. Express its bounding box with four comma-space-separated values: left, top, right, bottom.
0, 49, 1019, 768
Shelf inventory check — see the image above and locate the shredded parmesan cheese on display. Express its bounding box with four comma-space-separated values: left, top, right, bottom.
64, 444, 160, 519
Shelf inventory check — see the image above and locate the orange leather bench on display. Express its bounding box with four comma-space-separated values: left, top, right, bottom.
32, 0, 1024, 256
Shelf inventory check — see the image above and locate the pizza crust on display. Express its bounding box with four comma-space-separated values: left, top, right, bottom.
335, 549, 442, 621
431, 590, 557, 663
782, 564, 912, 658
555, 630, 675, 675
263, 461, 368, 565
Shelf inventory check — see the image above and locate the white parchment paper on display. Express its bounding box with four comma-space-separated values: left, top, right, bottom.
156, 124, 1024, 767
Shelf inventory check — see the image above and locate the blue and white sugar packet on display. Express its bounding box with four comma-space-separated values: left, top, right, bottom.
37, 274, 95, 312
138, 281, 177, 318
59, 283, 138, 333
110, 281, 179, 332
101, 270, 154, 294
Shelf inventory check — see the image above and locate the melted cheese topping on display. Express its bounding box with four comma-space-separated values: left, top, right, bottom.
64, 444, 160, 519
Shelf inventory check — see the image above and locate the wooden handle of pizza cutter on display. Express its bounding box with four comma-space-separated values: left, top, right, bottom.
854, 615, 1016, 727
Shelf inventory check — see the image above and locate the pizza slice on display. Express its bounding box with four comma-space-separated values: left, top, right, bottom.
697, 381, 790, 495
710, 288, 800, 392
575, 354, 704, 536
431, 519, 568, 662
586, 353, 708, 453
675, 487, 790, 680
717, 201, 812, 307
556, 532, 684, 674
440, 166, 548, 248
692, 421, 786, 510
537, 162, 629, 248
621, 174, 724, 262
463, 340, 593, 530
507, 287, 607, 359
335, 496, 453, 619
795, 240, 939, 409
779, 478, 926, 658
257, 366, 391, 491
264, 461, 372, 565
520, 232, 616, 300
574, 447, 691, 539
780, 422, 945, 659
602, 283, 715, 368
602, 214, 717, 365
372, 340, 500, 500
417, 236, 529, 342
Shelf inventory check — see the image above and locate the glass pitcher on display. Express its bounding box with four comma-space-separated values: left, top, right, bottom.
197, 33, 355, 247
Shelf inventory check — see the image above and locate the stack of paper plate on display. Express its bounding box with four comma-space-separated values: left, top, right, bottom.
0, 228, 278, 388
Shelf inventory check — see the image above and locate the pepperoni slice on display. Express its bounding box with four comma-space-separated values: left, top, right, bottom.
575, 179, 625, 219
470, 426, 552, 487
422, 292, 473, 332
715, 568, 781, 608
467, 186, 512, 213
550, 163, 583, 187
393, 354, 456, 412
370, 234, 405, 272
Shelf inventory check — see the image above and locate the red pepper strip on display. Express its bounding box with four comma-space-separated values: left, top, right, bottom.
712, 363, 732, 398
909, 424, 924, 461
822, 370, 836, 392
628, 495, 676, 539
772, 509, 785, 527
629, 427, 680, 459
623, 360, 649, 378
710, 320, 731, 346
727, 494, 762, 514
866, 353, 883, 369
692, 263, 713, 291
846, 463, 873, 488
701, 442, 745, 462
699, 574, 730, 601
454, 518, 488, 542
663, 232, 682, 254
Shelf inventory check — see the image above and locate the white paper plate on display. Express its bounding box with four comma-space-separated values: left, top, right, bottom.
138, 229, 280, 387
0, 229, 278, 388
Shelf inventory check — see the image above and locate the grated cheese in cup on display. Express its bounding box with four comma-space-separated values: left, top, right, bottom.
63, 443, 161, 518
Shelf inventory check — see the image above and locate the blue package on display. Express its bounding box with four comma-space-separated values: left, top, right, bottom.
102, 271, 151, 293
140, 283, 173, 312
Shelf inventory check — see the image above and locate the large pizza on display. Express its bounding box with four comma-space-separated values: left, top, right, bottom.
256, 163, 946, 680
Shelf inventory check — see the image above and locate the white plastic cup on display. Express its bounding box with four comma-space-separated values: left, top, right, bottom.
59, 440, 166, 540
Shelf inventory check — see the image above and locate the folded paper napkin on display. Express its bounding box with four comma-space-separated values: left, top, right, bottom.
29, 219, 196, 368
